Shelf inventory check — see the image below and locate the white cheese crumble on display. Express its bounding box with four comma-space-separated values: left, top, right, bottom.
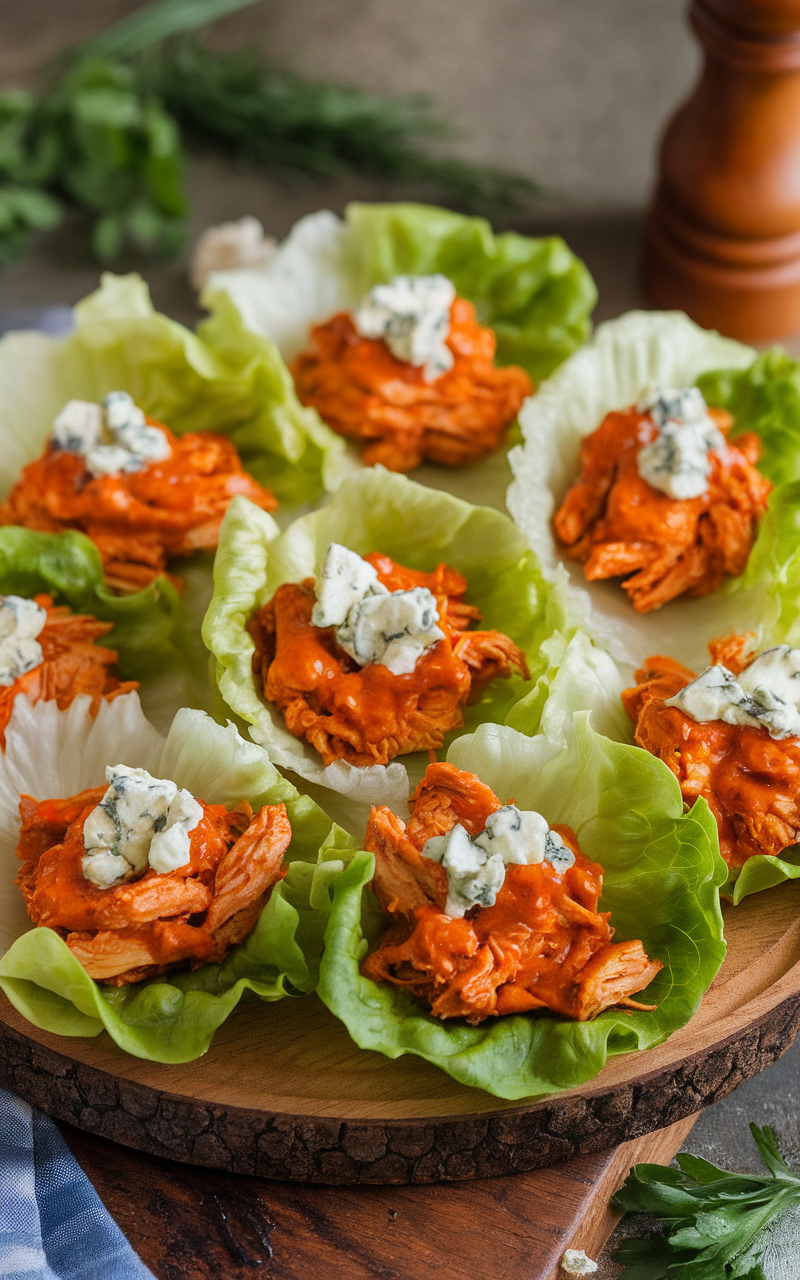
665, 645, 800, 740
353, 274, 456, 381
51, 390, 171, 478
560, 1249, 598, 1277
82, 765, 203, 888
190, 215, 276, 291
635, 384, 727, 501
311, 543, 444, 677
422, 804, 575, 918
0, 595, 47, 686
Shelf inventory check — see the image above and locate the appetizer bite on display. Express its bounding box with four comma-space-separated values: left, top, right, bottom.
0, 591, 135, 747
204, 471, 553, 810
554, 385, 771, 613
364, 762, 662, 1023
249, 543, 529, 768
317, 705, 726, 1100
0, 700, 357, 1063
16, 765, 290, 985
291, 274, 533, 471
0, 391, 276, 592
624, 636, 800, 874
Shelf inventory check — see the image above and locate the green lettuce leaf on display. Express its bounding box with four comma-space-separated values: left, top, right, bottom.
0, 695, 355, 1062
697, 348, 800, 488
204, 202, 597, 382
507, 310, 768, 671
0, 271, 347, 510
317, 712, 727, 1100
202, 468, 599, 829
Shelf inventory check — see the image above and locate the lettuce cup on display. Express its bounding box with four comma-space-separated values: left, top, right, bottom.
0, 693, 355, 1062
317, 711, 726, 1101
505, 311, 800, 672
0, 272, 345, 510
202, 468, 616, 825
202, 202, 596, 488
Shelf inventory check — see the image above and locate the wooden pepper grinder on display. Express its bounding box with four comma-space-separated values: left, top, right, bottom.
644, 0, 800, 341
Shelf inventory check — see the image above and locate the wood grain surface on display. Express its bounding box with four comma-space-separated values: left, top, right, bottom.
58, 1112, 698, 1280
2, 879, 800, 1184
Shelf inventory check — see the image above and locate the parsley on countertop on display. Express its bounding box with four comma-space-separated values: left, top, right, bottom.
611, 1124, 800, 1279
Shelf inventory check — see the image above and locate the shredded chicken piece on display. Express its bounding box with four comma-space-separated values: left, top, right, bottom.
623, 636, 800, 870
249, 555, 529, 768
362, 762, 662, 1023
0, 593, 137, 749
291, 298, 532, 471
16, 791, 290, 984
554, 405, 771, 612
0, 421, 276, 593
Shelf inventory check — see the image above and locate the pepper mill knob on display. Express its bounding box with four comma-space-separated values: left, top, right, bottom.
644, 0, 800, 340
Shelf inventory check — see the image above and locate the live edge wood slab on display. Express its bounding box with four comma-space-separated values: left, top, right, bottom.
2, 879, 800, 1187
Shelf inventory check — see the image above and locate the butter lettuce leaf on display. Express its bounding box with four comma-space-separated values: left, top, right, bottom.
202, 468, 602, 829
0, 695, 355, 1062
728, 846, 800, 904
0, 271, 347, 510
205, 202, 597, 382
317, 713, 727, 1100
507, 310, 769, 671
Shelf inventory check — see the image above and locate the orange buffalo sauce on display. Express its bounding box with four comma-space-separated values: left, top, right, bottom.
16, 791, 291, 985
248, 554, 529, 768
291, 298, 532, 472
0, 421, 276, 593
0, 593, 137, 749
362, 762, 662, 1024
623, 636, 800, 870
554, 405, 771, 612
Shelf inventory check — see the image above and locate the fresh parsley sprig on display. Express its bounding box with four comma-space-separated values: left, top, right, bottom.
611, 1124, 800, 1279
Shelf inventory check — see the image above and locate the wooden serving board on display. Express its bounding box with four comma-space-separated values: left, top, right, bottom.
2, 880, 800, 1185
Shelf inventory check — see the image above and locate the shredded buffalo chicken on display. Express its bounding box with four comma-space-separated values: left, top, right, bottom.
0, 593, 136, 750
249, 554, 529, 768
554, 405, 772, 612
291, 299, 532, 471
362, 762, 662, 1023
623, 635, 800, 871
0, 421, 276, 593
16, 793, 291, 984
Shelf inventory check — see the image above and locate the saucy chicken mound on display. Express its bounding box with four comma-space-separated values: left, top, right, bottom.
0, 593, 137, 749
554, 405, 772, 612
291, 299, 532, 472
248, 554, 529, 769
623, 636, 800, 871
16, 794, 291, 985
0, 422, 276, 594
362, 763, 662, 1023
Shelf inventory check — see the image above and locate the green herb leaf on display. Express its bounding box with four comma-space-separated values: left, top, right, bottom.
612, 1126, 800, 1278
77, 0, 262, 61
147, 37, 543, 215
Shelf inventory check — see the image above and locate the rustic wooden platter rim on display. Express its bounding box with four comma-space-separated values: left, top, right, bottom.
2, 878, 800, 1183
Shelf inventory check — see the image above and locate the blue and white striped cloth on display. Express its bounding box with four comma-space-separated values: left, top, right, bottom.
0, 1088, 155, 1280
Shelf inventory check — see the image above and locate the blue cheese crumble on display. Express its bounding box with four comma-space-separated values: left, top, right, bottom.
51, 390, 171, 478
422, 804, 575, 918
666, 646, 800, 740
353, 274, 456, 382
82, 765, 203, 888
0, 595, 47, 686
311, 543, 444, 676
636, 384, 727, 501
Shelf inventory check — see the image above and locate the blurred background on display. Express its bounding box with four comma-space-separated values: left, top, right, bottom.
0, 0, 698, 322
